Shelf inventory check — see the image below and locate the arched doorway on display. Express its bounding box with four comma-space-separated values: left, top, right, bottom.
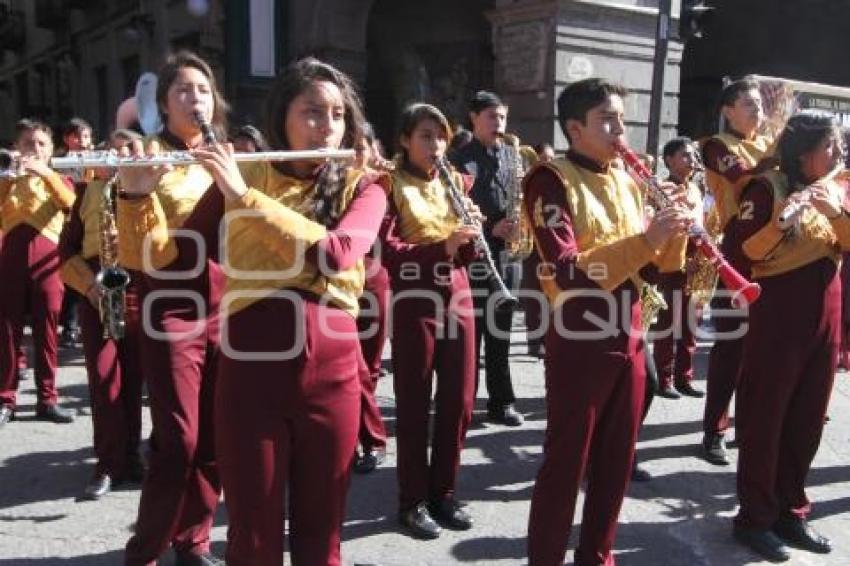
364, 0, 495, 152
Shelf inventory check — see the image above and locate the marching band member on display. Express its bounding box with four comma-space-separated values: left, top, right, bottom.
450, 91, 523, 427
0, 119, 77, 427
731, 111, 846, 562
380, 103, 478, 539
58, 118, 95, 349
116, 52, 227, 565
353, 122, 389, 474
651, 137, 705, 399
58, 129, 145, 500
523, 78, 689, 565
701, 77, 778, 465
188, 57, 388, 565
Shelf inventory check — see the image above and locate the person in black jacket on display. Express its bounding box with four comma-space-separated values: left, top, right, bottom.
450, 91, 523, 427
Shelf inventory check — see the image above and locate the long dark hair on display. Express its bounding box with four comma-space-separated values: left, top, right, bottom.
265, 57, 366, 227
778, 111, 840, 190
156, 51, 229, 141
397, 103, 451, 166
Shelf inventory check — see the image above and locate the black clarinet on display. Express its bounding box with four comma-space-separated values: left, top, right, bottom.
435, 157, 519, 310
193, 110, 217, 145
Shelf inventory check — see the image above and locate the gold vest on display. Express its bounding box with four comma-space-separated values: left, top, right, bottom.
223, 162, 371, 318
745, 170, 841, 278
532, 158, 646, 303
705, 132, 773, 229
150, 135, 215, 229
390, 167, 464, 244
1, 175, 67, 243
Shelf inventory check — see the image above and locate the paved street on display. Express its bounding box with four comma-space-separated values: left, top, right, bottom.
1, 322, 849, 565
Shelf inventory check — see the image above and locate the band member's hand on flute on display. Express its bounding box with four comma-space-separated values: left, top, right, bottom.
644, 206, 690, 249
190, 142, 248, 201
808, 184, 844, 219
117, 139, 171, 196
19, 154, 53, 179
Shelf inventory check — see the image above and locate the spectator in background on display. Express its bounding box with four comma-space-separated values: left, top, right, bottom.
231, 124, 268, 153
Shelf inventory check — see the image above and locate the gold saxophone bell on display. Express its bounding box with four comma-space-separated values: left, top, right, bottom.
640, 283, 668, 331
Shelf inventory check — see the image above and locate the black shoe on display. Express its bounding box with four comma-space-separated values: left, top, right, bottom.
675, 382, 705, 398
35, 403, 76, 424
487, 404, 524, 427
631, 463, 652, 482
354, 448, 386, 474
733, 525, 791, 562
399, 502, 441, 539
772, 517, 831, 554
658, 384, 681, 399
0, 405, 13, 426
174, 551, 225, 566
428, 498, 473, 530
702, 433, 729, 466
83, 474, 112, 500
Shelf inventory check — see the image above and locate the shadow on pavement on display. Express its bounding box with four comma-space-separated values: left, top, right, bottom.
0, 447, 93, 511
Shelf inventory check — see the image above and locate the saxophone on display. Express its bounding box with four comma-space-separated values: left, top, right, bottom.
501, 134, 535, 262
683, 163, 719, 308
96, 173, 131, 340
640, 282, 668, 331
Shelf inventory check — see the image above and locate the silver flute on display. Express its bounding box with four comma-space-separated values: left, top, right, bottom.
777, 163, 846, 229
50, 148, 355, 169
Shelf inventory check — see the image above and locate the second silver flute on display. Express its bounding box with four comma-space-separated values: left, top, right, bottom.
50, 148, 355, 169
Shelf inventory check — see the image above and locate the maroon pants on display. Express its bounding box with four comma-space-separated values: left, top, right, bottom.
702, 285, 747, 436
0, 225, 64, 409
735, 260, 839, 529
216, 295, 361, 566
528, 337, 646, 566
391, 285, 476, 510
651, 273, 696, 389
125, 300, 221, 564
356, 258, 389, 451
78, 283, 143, 478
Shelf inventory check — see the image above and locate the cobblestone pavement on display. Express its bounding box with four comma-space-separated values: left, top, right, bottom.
1, 324, 849, 565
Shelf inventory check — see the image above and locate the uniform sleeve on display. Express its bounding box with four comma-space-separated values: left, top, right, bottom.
304, 182, 387, 273
523, 167, 656, 292
116, 192, 178, 270
703, 139, 778, 188
58, 185, 96, 296
42, 171, 77, 211
734, 179, 780, 269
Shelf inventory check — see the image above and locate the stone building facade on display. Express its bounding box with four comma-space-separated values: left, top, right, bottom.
0, 0, 687, 154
